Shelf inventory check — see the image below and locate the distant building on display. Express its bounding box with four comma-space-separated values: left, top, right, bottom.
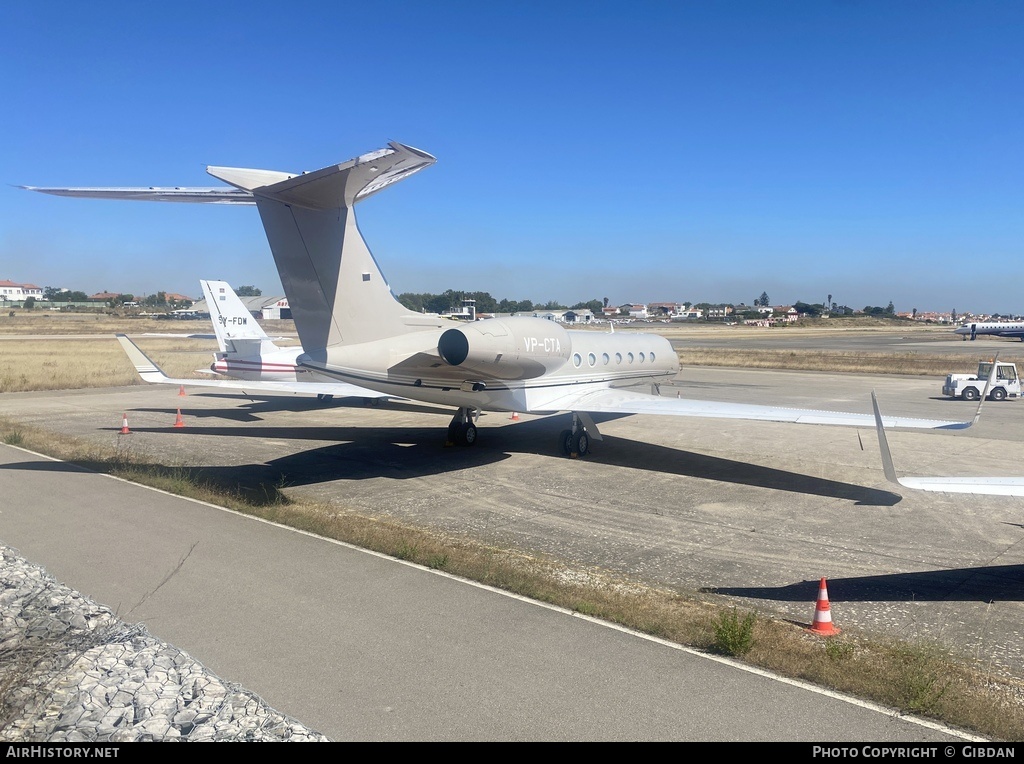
0, 279, 43, 301
563, 309, 594, 324
192, 294, 290, 320
647, 302, 684, 317
627, 304, 649, 319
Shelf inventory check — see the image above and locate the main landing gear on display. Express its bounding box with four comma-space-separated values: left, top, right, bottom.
559, 411, 598, 458
445, 407, 478, 447
443, 408, 601, 458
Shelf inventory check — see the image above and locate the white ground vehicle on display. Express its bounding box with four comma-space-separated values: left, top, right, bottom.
942, 360, 1021, 401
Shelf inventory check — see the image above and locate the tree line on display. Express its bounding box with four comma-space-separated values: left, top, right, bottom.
397, 289, 608, 315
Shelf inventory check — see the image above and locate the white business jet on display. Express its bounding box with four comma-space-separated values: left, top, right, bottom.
25, 141, 974, 456
953, 321, 1024, 341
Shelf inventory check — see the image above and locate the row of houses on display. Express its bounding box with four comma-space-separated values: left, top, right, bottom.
0, 280, 194, 305
1, 278, 975, 325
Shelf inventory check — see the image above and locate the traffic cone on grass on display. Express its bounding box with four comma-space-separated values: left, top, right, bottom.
173, 409, 185, 428
119, 413, 131, 435
808, 577, 840, 636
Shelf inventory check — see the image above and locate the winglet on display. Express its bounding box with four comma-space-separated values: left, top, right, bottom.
870, 391, 900, 485
116, 334, 172, 383
871, 389, 1024, 496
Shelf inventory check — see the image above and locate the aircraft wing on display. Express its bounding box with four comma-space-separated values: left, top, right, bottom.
871, 391, 1024, 496
538, 386, 972, 431
116, 334, 393, 399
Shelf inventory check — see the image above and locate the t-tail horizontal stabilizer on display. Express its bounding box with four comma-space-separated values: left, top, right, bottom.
871, 391, 1024, 497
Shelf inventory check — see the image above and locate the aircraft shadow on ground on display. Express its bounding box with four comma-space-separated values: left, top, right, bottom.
97, 407, 900, 505
706, 565, 1024, 604
0, 460, 93, 474
136, 395, 451, 422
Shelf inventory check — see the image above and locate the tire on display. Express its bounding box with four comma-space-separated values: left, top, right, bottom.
559, 429, 573, 455
573, 431, 590, 457
962, 387, 980, 402
991, 387, 1007, 402
457, 422, 477, 446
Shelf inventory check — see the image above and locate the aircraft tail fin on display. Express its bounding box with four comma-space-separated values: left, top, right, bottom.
207, 142, 447, 354
200, 280, 271, 354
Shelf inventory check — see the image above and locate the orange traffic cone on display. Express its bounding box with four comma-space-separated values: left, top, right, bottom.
510, 412, 520, 421
173, 409, 185, 428
178, 385, 186, 397
120, 413, 131, 435
808, 577, 840, 636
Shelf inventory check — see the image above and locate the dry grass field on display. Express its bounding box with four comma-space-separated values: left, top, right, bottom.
0, 311, 299, 392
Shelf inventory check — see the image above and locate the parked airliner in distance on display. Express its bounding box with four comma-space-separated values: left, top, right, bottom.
954, 321, 1024, 341
25, 141, 976, 460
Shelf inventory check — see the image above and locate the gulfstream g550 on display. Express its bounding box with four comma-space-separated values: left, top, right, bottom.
24, 141, 974, 455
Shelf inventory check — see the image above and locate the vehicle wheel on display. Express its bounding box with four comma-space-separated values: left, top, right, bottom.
573, 431, 590, 457
457, 422, 477, 446
962, 387, 979, 401
991, 387, 1007, 402
559, 429, 573, 455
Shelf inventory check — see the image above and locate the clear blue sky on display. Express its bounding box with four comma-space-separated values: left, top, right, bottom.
2, 1, 1022, 314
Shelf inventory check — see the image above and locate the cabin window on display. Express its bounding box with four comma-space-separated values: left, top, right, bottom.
573, 353, 582, 367
615, 353, 622, 364
627, 352, 634, 364
588, 353, 596, 366
639, 352, 646, 363
602, 352, 610, 365
650, 352, 656, 363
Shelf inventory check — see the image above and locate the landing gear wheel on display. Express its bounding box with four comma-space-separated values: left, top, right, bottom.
962, 387, 980, 402
559, 429, 573, 455
572, 430, 590, 457
991, 387, 1007, 402
449, 422, 477, 446
459, 422, 478, 446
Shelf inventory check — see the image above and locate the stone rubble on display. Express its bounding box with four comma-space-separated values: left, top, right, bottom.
0, 544, 329, 742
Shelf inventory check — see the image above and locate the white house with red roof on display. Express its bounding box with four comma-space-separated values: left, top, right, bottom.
0, 279, 43, 302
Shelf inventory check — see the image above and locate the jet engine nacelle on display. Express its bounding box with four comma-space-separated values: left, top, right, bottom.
438, 317, 571, 379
